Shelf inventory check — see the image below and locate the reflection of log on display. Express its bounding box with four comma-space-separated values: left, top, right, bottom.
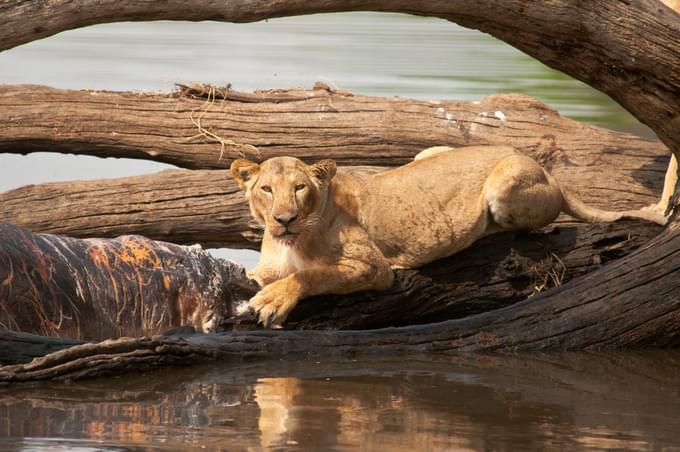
3, 353, 679, 450
2, 217, 679, 381
0, 221, 254, 346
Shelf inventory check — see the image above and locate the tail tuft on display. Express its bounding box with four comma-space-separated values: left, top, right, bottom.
561, 189, 666, 225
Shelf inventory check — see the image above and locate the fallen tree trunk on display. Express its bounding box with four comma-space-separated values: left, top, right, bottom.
0, 84, 670, 171
0, 168, 263, 249
0, 162, 665, 249
0, 216, 661, 352
1, 1, 678, 157
1, 216, 679, 382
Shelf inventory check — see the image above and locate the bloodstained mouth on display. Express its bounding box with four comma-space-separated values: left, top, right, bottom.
276, 232, 299, 246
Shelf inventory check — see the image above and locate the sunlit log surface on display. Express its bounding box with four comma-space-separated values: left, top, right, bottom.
0, 83, 670, 173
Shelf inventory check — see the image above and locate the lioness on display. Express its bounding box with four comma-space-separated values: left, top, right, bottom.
231, 146, 666, 327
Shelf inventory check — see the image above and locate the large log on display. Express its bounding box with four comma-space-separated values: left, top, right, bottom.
1, 216, 679, 382
0, 163, 665, 250
0, 214, 661, 352
0, 83, 670, 172
0, 168, 263, 249
1, 1, 678, 157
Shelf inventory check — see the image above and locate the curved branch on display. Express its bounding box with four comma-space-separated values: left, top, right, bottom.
2, 1, 679, 155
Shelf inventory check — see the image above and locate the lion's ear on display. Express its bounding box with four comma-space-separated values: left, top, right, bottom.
230, 159, 260, 191
310, 159, 337, 186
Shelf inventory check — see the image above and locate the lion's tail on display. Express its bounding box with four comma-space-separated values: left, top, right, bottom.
561, 189, 666, 225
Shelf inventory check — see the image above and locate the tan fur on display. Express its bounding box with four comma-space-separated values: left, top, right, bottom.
661, 0, 680, 13
231, 146, 666, 327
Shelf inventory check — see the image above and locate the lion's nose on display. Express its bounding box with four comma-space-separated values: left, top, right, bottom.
274, 213, 298, 227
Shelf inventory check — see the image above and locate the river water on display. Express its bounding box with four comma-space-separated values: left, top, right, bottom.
1, 12, 677, 451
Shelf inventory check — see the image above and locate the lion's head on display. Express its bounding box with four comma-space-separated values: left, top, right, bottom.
231, 156, 337, 246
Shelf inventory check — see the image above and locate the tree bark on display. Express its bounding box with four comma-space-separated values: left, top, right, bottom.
0, 86, 668, 247
1, 1, 678, 156
0, 83, 670, 171
0, 168, 263, 249
0, 216, 661, 352
1, 217, 679, 382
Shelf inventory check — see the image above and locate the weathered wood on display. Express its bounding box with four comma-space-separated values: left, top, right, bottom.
0, 221, 256, 343
0, 330, 83, 366
278, 220, 662, 330
0, 169, 263, 249
0, 85, 669, 247
1, 217, 679, 382
1, 1, 678, 157
0, 84, 670, 172
0, 216, 661, 352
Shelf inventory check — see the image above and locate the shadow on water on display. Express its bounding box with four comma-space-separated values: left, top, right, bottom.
1, 351, 680, 451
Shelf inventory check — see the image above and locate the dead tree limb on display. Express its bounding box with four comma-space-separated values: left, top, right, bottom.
0, 217, 662, 348
0, 84, 670, 171
1, 1, 678, 157
0, 169, 262, 249
0, 163, 665, 250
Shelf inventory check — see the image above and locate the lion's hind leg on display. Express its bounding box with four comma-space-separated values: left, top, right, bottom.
482, 155, 563, 231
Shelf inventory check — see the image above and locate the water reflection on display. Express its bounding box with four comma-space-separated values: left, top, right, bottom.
1, 351, 680, 451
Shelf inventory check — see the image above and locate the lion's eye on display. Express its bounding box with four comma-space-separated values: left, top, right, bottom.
295, 184, 306, 191
261, 186, 272, 193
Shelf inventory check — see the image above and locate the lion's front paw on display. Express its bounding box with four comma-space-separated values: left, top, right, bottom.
248, 281, 300, 328
246, 270, 266, 287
